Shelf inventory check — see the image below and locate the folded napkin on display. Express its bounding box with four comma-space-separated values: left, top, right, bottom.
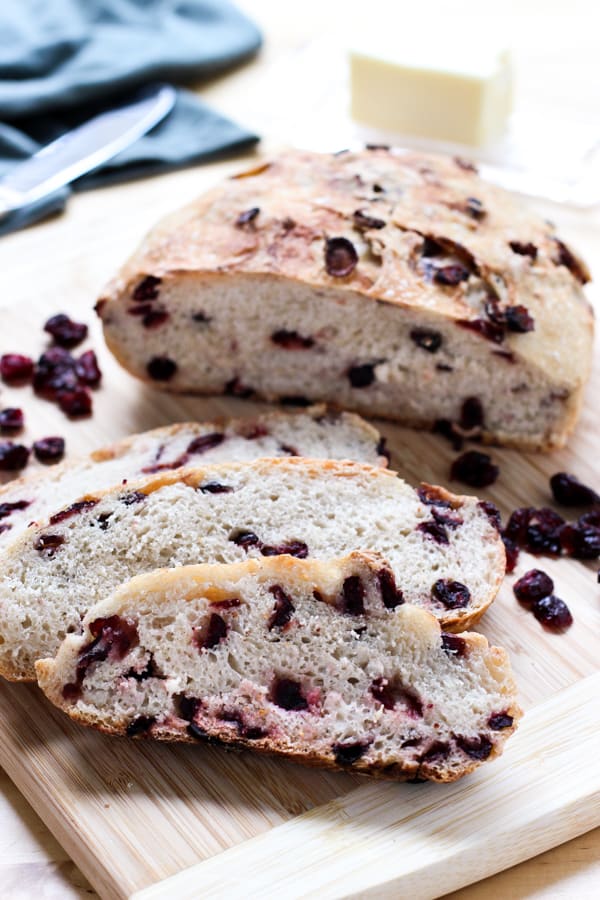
0, 0, 262, 233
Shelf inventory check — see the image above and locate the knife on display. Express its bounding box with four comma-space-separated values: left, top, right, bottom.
0, 83, 176, 219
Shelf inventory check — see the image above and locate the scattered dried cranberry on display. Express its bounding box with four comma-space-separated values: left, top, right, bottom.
341, 575, 365, 615
377, 568, 404, 609
502, 536, 519, 573
187, 432, 225, 454
478, 500, 502, 532
33, 436, 65, 464
455, 735, 492, 760
74, 350, 102, 386
33, 347, 77, 399
410, 328, 442, 353
348, 363, 376, 388
236, 207, 260, 227
525, 508, 565, 556
0, 354, 34, 384
230, 529, 261, 550
268, 585, 295, 630
451, 450, 499, 488
559, 523, 600, 560
49, 499, 98, 525
504, 305, 535, 333
44, 314, 88, 349
34, 533, 64, 557
333, 741, 368, 766
458, 318, 505, 344
58, 387, 92, 417
271, 329, 314, 350
353, 209, 386, 230
270, 677, 307, 711
509, 241, 538, 260
441, 633, 467, 657
194, 613, 228, 651
324, 237, 358, 277
261, 540, 308, 559
0, 499, 30, 520
532, 595, 573, 632
132, 275, 161, 302
199, 481, 233, 494
431, 579, 471, 609
513, 569, 554, 607
434, 264, 470, 286
417, 520, 449, 544
488, 713, 514, 730
550, 472, 599, 507
553, 238, 590, 284
0, 408, 24, 434
459, 396, 484, 430
0, 442, 30, 470
147, 356, 177, 381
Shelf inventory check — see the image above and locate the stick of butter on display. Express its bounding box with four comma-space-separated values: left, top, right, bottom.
350, 38, 513, 147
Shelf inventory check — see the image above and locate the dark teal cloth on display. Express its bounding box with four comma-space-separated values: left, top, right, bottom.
0, 0, 262, 233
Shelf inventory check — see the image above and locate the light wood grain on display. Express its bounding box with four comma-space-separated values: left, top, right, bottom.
132, 674, 600, 900
0, 0, 599, 897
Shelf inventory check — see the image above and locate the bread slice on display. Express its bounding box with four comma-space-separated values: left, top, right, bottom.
35, 552, 520, 783
0, 405, 386, 549
96, 148, 593, 450
0, 459, 504, 681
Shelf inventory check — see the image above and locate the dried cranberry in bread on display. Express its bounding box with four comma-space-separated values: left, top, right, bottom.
35, 552, 520, 782
0, 459, 504, 681
97, 148, 593, 451
0, 405, 385, 549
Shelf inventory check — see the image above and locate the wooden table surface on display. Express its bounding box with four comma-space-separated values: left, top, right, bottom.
1, 0, 599, 896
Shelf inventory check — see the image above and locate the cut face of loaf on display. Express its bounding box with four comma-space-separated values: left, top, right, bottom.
36, 552, 521, 783
0, 459, 505, 681
0, 406, 385, 549
96, 148, 593, 450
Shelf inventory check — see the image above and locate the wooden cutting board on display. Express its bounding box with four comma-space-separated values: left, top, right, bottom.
0, 153, 598, 899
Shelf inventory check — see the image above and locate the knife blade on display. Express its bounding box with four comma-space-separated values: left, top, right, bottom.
0, 83, 176, 218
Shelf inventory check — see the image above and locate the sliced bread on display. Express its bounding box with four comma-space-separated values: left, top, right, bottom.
0, 459, 505, 681
36, 552, 520, 782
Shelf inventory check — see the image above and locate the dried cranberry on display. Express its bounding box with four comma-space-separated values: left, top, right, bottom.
0, 408, 24, 434
434, 264, 470, 286
32, 436, 65, 464
504, 507, 534, 544
458, 318, 505, 344
194, 613, 228, 651
34, 533, 64, 557
279, 443, 299, 456
532, 595, 573, 632
432, 507, 463, 529
236, 207, 260, 227
0, 442, 30, 470
509, 241, 538, 260
441, 633, 467, 657
0, 354, 34, 384
44, 314, 88, 349
126, 715, 156, 737
74, 350, 102, 386
261, 540, 308, 559
431, 579, 471, 609
270, 677, 307, 711
410, 328, 442, 353
132, 275, 161, 302
85, 615, 139, 663
377, 568, 404, 609
524, 508, 565, 556
199, 481, 233, 494
49, 499, 98, 525
553, 239, 590, 284
505, 305, 535, 333
347, 363, 376, 388
420, 740, 450, 761
353, 209, 386, 230
371, 677, 422, 716
488, 713, 514, 730
333, 741, 369, 766
550, 472, 599, 507
502, 536, 520, 573
187, 432, 225, 454
513, 569, 554, 606
58, 387, 92, 417
33, 348, 78, 399
459, 396, 484, 430
341, 575, 365, 615
268, 585, 295, 630
465, 197, 485, 220
417, 520, 449, 544
451, 451, 499, 488
147, 356, 177, 381
478, 500, 502, 532
230, 530, 261, 550
0, 499, 30, 520
559, 523, 600, 559
271, 329, 314, 350
324, 237, 358, 277
456, 735, 492, 760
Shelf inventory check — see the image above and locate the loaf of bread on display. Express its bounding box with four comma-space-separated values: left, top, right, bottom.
96, 148, 593, 450
36, 552, 520, 782
0, 405, 385, 549
0, 458, 504, 681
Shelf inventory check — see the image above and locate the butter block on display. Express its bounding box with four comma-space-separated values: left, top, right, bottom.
350, 39, 513, 147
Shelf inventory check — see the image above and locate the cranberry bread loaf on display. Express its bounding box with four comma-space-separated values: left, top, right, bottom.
36, 552, 520, 782
0, 406, 386, 550
0, 459, 505, 681
96, 148, 593, 450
